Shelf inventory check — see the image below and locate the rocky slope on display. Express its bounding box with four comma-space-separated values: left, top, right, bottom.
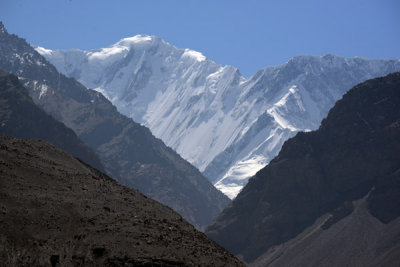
0, 135, 244, 266
205, 72, 400, 265
0, 70, 104, 172
251, 195, 400, 267
0, 22, 229, 230
38, 34, 400, 198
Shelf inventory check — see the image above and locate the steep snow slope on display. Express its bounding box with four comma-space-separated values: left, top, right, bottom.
38, 38, 400, 198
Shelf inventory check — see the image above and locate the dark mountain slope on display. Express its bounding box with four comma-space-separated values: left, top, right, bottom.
206, 72, 400, 265
0, 21, 229, 230
251, 193, 400, 267
0, 135, 244, 266
0, 70, 104, 171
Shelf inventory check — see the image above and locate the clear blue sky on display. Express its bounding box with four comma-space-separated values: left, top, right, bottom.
1, 0, 399, 76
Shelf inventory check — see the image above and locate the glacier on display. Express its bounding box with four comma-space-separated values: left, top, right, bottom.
36, 36, 400, 199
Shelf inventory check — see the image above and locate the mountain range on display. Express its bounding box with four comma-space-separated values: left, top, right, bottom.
1, 19, 399, 267
205, 72, 400, 265
0, 22, 229, 230
38, 35, 400, 198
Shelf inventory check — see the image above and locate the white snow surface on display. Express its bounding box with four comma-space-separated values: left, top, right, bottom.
36, 37, 400, 199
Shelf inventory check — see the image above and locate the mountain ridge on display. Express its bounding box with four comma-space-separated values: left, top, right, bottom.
0, 134, 244, 266
0, 70, 104, 172
205, 72, 400, 264
0, 21, 229, 230
38, 35, 400, 198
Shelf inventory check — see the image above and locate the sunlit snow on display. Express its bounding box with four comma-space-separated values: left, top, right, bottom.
35, 46, 53, 56
215, 155, 267, 199
118, 35, 153, 45
88, 46, 128, 61
39, 83, 49, 99
37, 38, 400, 199
182, 49, 206, 62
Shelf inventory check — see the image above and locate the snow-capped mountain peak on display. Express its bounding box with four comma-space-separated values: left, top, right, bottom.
37, 37, 400, 199
118, 34, 154, 45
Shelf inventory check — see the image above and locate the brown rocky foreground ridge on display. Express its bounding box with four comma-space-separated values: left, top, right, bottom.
0, 135, 244, 266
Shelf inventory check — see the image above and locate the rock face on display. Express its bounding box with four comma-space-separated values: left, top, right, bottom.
0, 70, 104, 172
0, 135, 244, 266
0, 22, 229, 230
39, 34, 400, 198
205, 72, 400, 265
